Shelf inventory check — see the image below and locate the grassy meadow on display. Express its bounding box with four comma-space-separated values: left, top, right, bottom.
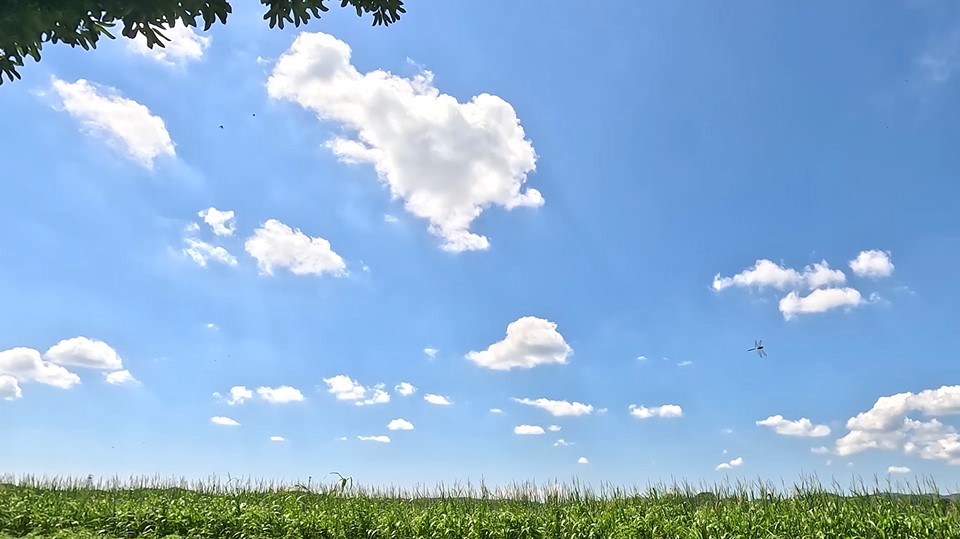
2, 475, 960, 538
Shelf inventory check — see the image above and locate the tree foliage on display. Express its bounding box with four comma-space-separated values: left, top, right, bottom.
0, 0, 406, 84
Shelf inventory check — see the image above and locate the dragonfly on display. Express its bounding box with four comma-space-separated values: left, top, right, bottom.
747, 339, 767, 358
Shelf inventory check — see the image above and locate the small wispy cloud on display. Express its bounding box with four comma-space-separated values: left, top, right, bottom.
424, 393, 452, 406
213, 386, 253, 405
322, 375, 389, 406
513, 397, 593, 416
629, 404, 683, 419
917, 24, 960, 86
756, 415, 831, 437
104, 370, 140, 386
127, 24, 211, 67
715, 456, 743, 471
514, 425, 545, 435
259, 386, 305, 404
387, 418, 414, 431
395, 382, 417, 396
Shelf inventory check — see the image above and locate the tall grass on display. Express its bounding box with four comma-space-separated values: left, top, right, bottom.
1, 474, 958, 538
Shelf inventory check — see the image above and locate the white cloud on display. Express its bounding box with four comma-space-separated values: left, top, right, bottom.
127, 23, 211, 67
104, 370, 139, 386
198, 207, 237, 237
779, 287, 863, 320
629, 404, 684, 419
267, 32, 541, 252
423, 347, 438, 358
467, 317, 572, 371
554, 439, 572, 447
270, 436, 286, 442
677, 360, 693, 367
513, 397, 593, 417
811, 446, 831, 455
835, 385, 960, 465
210, 416, 240, 426
0, 347, 80, 389
387, 418, 414, 431
722, 428, 734, 434
577, 457, 589, 464
888, 465, 911, 474
384, 214, 399, 223
716, 457, 744, 470
213, 386, 253, 405
713, 259, 804, 291
206, 323, 218, 330
636, 355, 647, 362
358, 385, 390, 406
756, 415, 831, 437
424, 393, 452, 406
849, 250, 895, 278
322, 375, 390, 406
256, 385, 304, 403
182, 238, 238, 267
395, 382, 417, 396
917, 26, 960, 85
44, 337, 123, 370
490, 408, 503, 414
256, 55, 272, 65
358, 435, 390, 443
803, 261, 847, 289
548, 425, 561, 432
323, 375, 366, 400
50, 77, 175, 168
335, 436, 347, 441
0, 375, 22, 400
713, 259, 847, 292
244, 219, 346, 277
597, 408, 608, 414
514, 425, 545, 435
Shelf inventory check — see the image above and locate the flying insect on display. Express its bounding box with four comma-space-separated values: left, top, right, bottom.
748, 339, 767, 358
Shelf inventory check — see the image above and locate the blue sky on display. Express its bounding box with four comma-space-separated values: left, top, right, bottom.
2, 1, 960, 490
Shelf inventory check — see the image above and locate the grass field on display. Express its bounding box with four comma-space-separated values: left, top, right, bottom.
2, 475, 960, 538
